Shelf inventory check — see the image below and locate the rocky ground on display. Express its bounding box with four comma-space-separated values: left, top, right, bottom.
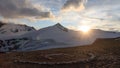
0, 38, 120, 68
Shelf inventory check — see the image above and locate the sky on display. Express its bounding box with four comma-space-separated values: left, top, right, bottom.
0, 0, 120, 31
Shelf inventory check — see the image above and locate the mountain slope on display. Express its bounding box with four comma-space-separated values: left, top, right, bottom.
23, 23, 120, 44
0, 22, 36, 52
0, 22, 35, 35
0, 21, 36, 39
22, 23, 88, 44
17, 23, 120, 51
0, 23, 120, 52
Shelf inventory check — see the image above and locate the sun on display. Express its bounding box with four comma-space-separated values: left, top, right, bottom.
78, 25, 91, 33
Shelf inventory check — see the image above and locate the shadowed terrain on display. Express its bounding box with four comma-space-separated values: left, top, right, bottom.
0, 37, 120, 68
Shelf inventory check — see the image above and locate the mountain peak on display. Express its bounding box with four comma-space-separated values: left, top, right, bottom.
54, 23, 62, 26
54, 23, 68, 32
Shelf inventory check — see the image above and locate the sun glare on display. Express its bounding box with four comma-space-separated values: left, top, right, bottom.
79, 25, 91, 33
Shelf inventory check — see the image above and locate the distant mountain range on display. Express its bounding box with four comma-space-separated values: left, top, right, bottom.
0, 22, 120, 52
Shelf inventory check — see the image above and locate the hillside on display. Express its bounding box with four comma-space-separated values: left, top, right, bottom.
0, 23, 120, 52
0, 21, 35, 36
0, 37, 120, 68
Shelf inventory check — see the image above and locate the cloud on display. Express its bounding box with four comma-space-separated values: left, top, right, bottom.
83, 0, 120, 22
0, 0, 54, 19
62, 0, 87, 11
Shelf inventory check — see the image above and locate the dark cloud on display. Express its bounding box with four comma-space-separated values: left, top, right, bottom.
0, 0, 53, 19
62, 0, 86, 11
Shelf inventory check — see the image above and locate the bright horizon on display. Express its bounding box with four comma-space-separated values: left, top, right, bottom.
0, 0, 120, 32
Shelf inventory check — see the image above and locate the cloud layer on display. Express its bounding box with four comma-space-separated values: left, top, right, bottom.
0, 0, 119, 31
62, 0, 86, 11
0, 0, 53, 19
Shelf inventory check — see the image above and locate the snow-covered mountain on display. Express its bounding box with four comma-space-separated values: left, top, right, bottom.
0, 23, 120, 52
22, 23, 81, 44
0, 21, 35, 35
22, 23, 120, 44
16, 23, 120, 51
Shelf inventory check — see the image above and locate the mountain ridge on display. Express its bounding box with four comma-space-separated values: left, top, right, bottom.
0, 23, 120, 52
0, 21, 36, 35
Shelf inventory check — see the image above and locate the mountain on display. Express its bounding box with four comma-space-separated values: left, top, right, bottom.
22, 23, 120, 43
0, 23, 120, 52
17, 23, 120, 51
0, 21, 35, 35
0, 21, 36, 52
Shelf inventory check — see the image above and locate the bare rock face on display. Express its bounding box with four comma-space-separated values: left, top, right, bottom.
0, 21, 6, 27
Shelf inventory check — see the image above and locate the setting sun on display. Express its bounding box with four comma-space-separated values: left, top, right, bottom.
79, 25, 91, 33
